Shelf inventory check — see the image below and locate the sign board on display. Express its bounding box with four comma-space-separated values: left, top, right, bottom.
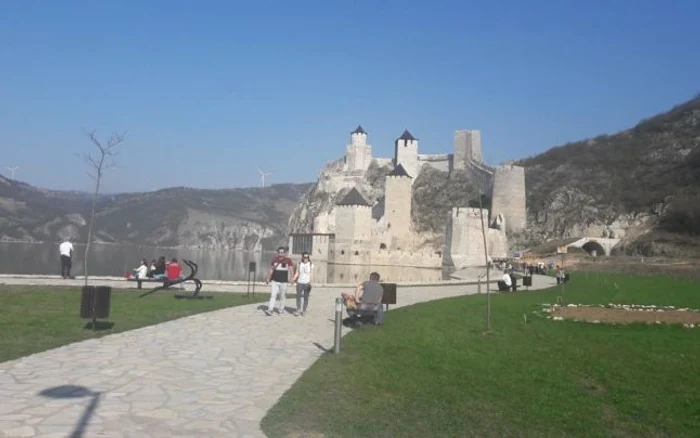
248, 262, 256, 272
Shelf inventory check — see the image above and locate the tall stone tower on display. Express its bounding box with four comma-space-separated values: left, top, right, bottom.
384, 163, 413, 240
345, 125, 372, 172
394, 130, 419, 178
446, 207, 488, 267
453, 130, 483, 169
334, 187, 372, 243
490, 165, 527, 233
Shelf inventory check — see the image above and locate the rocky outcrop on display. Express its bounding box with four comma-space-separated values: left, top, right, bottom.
518, 96, 700, 255
177, 209, 274, 251
288, 160, 393, 233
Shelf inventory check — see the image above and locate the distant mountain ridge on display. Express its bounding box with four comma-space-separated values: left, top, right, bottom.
517, 95, 700, 256
0, 176, 312, 250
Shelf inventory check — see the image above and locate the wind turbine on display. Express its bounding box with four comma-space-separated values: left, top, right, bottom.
257, 168, 271, 188
6, 166, 18, 179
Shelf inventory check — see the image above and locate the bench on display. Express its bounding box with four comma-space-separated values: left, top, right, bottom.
134, 260, 203, 297
128, 277, 169, 289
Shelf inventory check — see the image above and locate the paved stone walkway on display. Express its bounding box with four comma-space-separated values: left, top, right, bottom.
0, 276, 556, 438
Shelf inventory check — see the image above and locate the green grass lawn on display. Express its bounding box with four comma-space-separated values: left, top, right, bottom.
0, 285, 264, 363
261, 273, 700, 438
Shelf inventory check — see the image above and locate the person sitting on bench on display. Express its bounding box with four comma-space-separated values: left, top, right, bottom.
166, 258, 184, 289
152, 256, 167, 280
498, 270, 513, 292
134, 259, 149, 279
341, 272, 384, 325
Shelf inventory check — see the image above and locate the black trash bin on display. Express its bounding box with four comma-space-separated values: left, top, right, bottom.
523, 276, 533, 287
80, 286, 112, 319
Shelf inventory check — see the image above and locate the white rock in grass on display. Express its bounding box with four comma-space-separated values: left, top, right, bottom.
553, 316, 564, 321
591, 320, 601, 324
567, 304, 576, 307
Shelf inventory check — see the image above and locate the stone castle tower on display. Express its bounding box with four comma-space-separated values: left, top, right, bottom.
453, 130, 482, 169
394, 130, 419, 178
491, 165, 527, 233
384, 163, 413, 241
334, 187, 372, 243
446, 207, 508, 267
345, 125, 372, 172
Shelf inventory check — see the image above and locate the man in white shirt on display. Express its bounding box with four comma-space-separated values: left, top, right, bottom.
499, 270, 512, 292
59, 238, 74, 279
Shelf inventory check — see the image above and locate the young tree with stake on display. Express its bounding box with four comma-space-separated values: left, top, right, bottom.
80, 130, 125, 286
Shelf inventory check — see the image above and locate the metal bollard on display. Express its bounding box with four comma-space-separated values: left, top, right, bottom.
334, 297, 342, 354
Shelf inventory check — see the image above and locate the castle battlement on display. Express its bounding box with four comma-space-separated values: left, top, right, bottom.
330, 245, 443, 268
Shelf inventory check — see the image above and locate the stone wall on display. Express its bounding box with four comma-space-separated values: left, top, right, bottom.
329, 242, 443, 268
417, 153, 452, 172
465, 158, 495, 196
491, 164, 527, 233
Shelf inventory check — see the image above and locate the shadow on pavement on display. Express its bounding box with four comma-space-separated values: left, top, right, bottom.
39, 385, 101, 438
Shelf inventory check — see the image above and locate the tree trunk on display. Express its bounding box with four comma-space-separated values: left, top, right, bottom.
478, 193, 491, 331
83, 163, 103, 287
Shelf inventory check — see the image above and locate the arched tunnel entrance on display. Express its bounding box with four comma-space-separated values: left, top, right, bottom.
582, 240, 606, 257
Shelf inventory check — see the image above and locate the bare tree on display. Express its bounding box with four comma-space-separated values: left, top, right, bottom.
80, 130, 125, 286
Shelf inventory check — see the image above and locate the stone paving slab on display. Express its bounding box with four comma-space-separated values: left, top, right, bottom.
0, 276, 556, 437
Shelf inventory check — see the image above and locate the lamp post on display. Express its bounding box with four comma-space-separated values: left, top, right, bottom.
334, 297, 343, 354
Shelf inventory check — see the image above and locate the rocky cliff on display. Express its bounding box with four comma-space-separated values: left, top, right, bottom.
288, 160, 394, 233
0, 176, 311, 250
517, 95, 700, 256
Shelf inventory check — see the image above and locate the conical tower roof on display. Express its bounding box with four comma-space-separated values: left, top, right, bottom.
388, 163, 412, 178
336, 187, 370, 206
398, 129, 417, 141
351, 125, 367, 135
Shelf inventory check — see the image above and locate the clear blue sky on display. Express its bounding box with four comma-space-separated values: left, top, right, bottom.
1, 0, 698, 193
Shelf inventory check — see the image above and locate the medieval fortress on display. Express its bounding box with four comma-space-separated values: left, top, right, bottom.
289, 126, 526, 268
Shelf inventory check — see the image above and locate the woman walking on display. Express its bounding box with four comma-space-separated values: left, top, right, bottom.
293, 252, 313, 316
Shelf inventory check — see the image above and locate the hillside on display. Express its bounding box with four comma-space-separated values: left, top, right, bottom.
0, 176, 312, 250
518, 95, 700, 256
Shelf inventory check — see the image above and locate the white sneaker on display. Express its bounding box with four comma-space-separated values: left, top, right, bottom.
263, 309, 273, 316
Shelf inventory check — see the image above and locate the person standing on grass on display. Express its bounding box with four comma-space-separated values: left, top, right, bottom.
59, 238, 74, 279
292, 252, 313, 316
265, 246, 295, 316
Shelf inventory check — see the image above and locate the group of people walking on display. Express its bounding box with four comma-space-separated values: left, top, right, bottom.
264, 246, 313, 317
